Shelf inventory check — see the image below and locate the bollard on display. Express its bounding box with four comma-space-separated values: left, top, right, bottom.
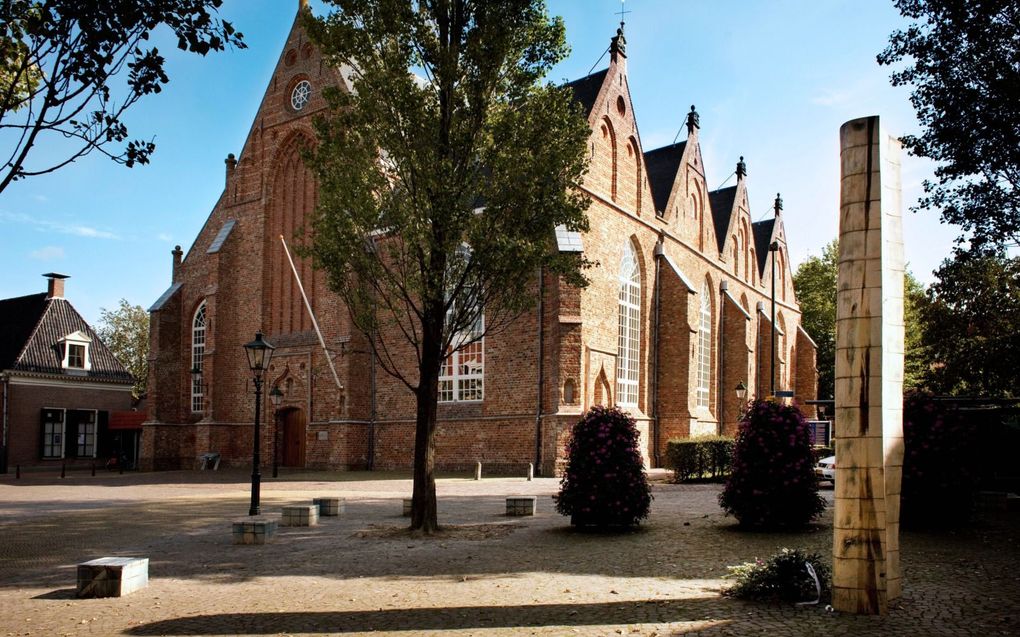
474, 462, 482, 481
61, 463, 66, 478
527, 463, 534, 481
15, 464, 20, 479
91, 462, 96, 477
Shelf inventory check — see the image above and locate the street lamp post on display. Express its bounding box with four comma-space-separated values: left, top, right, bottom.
243, 332, 275, 516
269, 386, 283, 479
735, 381, 748, 401
769, 193, 782, 398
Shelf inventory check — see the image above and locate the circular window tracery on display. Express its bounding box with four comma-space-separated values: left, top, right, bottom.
290, 79, 312, 111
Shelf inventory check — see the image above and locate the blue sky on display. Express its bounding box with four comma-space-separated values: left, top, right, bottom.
0, 0, 957, 324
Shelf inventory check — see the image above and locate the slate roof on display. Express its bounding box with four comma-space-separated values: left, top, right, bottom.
752, 218, 776, 276
0, 294, 133, 382
708, 186, 738, 254
563, 69, 609, 117
643, 142, 686, 215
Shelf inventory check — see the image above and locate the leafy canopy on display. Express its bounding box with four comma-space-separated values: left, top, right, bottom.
306, 0, 591, 389
0, 0, 245, 195
96, 298, 149, 398
878, 0, 1020, 252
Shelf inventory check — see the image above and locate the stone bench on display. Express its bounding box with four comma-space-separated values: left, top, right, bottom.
232, 517, 278, 545
76, 557, 148, 598
313, 497, 345, 517
281, 504, 318, 527
402, 498, 413, 517
506, 496, 537, 516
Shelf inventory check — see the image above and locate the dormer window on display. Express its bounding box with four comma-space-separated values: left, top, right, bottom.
58, 331, 92, 372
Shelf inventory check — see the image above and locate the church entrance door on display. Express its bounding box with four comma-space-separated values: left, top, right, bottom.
281, 408, 306, 467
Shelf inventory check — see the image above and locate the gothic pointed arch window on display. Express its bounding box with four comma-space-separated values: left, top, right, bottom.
697, 280, 712, 410
616, 241, 641, 406
191, 301, 207, 413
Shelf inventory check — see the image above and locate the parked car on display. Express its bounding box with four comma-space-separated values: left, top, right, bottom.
815, 455, 836, 483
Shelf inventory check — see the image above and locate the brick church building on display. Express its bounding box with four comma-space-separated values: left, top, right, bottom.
141, 6, 816, 474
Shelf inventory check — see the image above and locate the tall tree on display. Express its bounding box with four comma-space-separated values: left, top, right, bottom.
305, 0, 591, 533
0, 0, 245, 195
793, 240, 837, 400
96, 299, 150, 398
919, 249, 1020, 397
878, 0, 1020, 252
794, 239, 929, 398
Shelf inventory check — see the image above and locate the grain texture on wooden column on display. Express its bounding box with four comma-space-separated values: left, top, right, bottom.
833, 116, 905, 615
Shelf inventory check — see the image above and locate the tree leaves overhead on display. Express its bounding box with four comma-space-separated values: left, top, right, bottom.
96, 298, 150, 398
0, 0, 245, 195
878, 0, 1020, 252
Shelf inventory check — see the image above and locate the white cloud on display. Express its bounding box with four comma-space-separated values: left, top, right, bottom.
30, 245, 65, 260
811, 89, 853, 107
157, 232, 173, 242
0, 211, 120, 240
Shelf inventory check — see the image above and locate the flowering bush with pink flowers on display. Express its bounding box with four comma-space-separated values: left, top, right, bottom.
556, 405, 652, 528
719, 399, 825, 528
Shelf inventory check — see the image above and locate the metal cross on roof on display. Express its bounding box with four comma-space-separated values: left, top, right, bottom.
616, 0, 631, 28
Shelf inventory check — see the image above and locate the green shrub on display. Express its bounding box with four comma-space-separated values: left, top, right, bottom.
719, 399, 826, 528
725, 548, 831, 604
556, 405, 652, 528
665, 436, 734, 482
902, 391, 980, 528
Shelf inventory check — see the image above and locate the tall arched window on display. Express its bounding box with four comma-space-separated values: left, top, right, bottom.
191, 301, 207, 413
697, 281, 712, 410
616, 242, 640, 406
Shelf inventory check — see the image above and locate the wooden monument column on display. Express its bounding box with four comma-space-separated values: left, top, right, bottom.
833, 116, 906, 614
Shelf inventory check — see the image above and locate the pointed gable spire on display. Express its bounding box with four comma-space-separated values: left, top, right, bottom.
610, 25, 627, 62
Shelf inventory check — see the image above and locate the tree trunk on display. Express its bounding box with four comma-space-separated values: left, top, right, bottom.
410, 317, 443, 534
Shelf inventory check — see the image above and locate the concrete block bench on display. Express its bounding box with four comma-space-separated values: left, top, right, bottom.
402, 498, 413, 517
313, 497, 345, 517
232, 517, 278, 545
506, 496, 537, 516
77, 557, 148, 598
281, 504, 319, 527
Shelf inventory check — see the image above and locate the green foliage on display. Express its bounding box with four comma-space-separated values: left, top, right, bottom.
918, 250, 1020, 397
794, 238, 931, 396
96, 299, 149, 398
878, 0, 1020, 254
0, 0, 245, 194
725, 548, 831, 604
665, 436, 733, 483
305, 0, 591, 532
902, 391, 981, 527
719, 399, 825, 529
793, 240, 837, 399
556, 406, 652, 528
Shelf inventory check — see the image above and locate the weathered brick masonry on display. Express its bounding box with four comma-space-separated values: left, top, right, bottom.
141, 9, 816, 475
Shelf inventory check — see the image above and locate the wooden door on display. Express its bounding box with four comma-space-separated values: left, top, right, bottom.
282, 409, 306, 467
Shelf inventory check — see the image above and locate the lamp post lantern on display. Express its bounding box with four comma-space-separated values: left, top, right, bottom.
269, 386, 284, 479
243, 332, 275, 516
735, 381, 748, 401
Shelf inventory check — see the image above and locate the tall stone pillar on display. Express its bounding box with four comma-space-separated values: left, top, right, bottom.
833, 116, 905, 614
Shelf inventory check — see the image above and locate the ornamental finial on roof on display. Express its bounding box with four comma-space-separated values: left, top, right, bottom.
774, 192, 783, 216
686, 105, 700, 134
736, 156, 747, 180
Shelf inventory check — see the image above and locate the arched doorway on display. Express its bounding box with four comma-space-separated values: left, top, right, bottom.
280, 408, 306, 467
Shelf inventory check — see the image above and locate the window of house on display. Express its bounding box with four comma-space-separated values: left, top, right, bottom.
439, 310, 484, 402
616, 242, 640, 406
41, 408, 65, 459
76, 411, 97, 458
58, 331, 91, 372
191, 302, 207, 413
697, 281, 712, 410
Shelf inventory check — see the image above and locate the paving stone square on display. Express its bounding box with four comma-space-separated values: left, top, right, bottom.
0, 469, 1016, 636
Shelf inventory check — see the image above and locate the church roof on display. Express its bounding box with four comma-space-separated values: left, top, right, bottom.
643, 142, 687, 214
752, 218, 776, 275
563, 69, 609, 117
709, 186, 738, 253
0, 294, 132, 381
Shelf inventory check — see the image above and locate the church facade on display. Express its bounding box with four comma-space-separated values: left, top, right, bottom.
140, 8, 816, 475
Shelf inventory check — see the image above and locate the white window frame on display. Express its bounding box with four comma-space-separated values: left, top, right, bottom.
439, 311, 485, 403
75, 409, 98, 458
41, 407, 65, 459
616, 242, 640, 407
191, 301, 207, 413
697, 281, 712, 410
58, 331, 92, 372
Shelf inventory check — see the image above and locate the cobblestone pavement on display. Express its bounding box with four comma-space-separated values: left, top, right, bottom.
0, 469, 1017, 636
